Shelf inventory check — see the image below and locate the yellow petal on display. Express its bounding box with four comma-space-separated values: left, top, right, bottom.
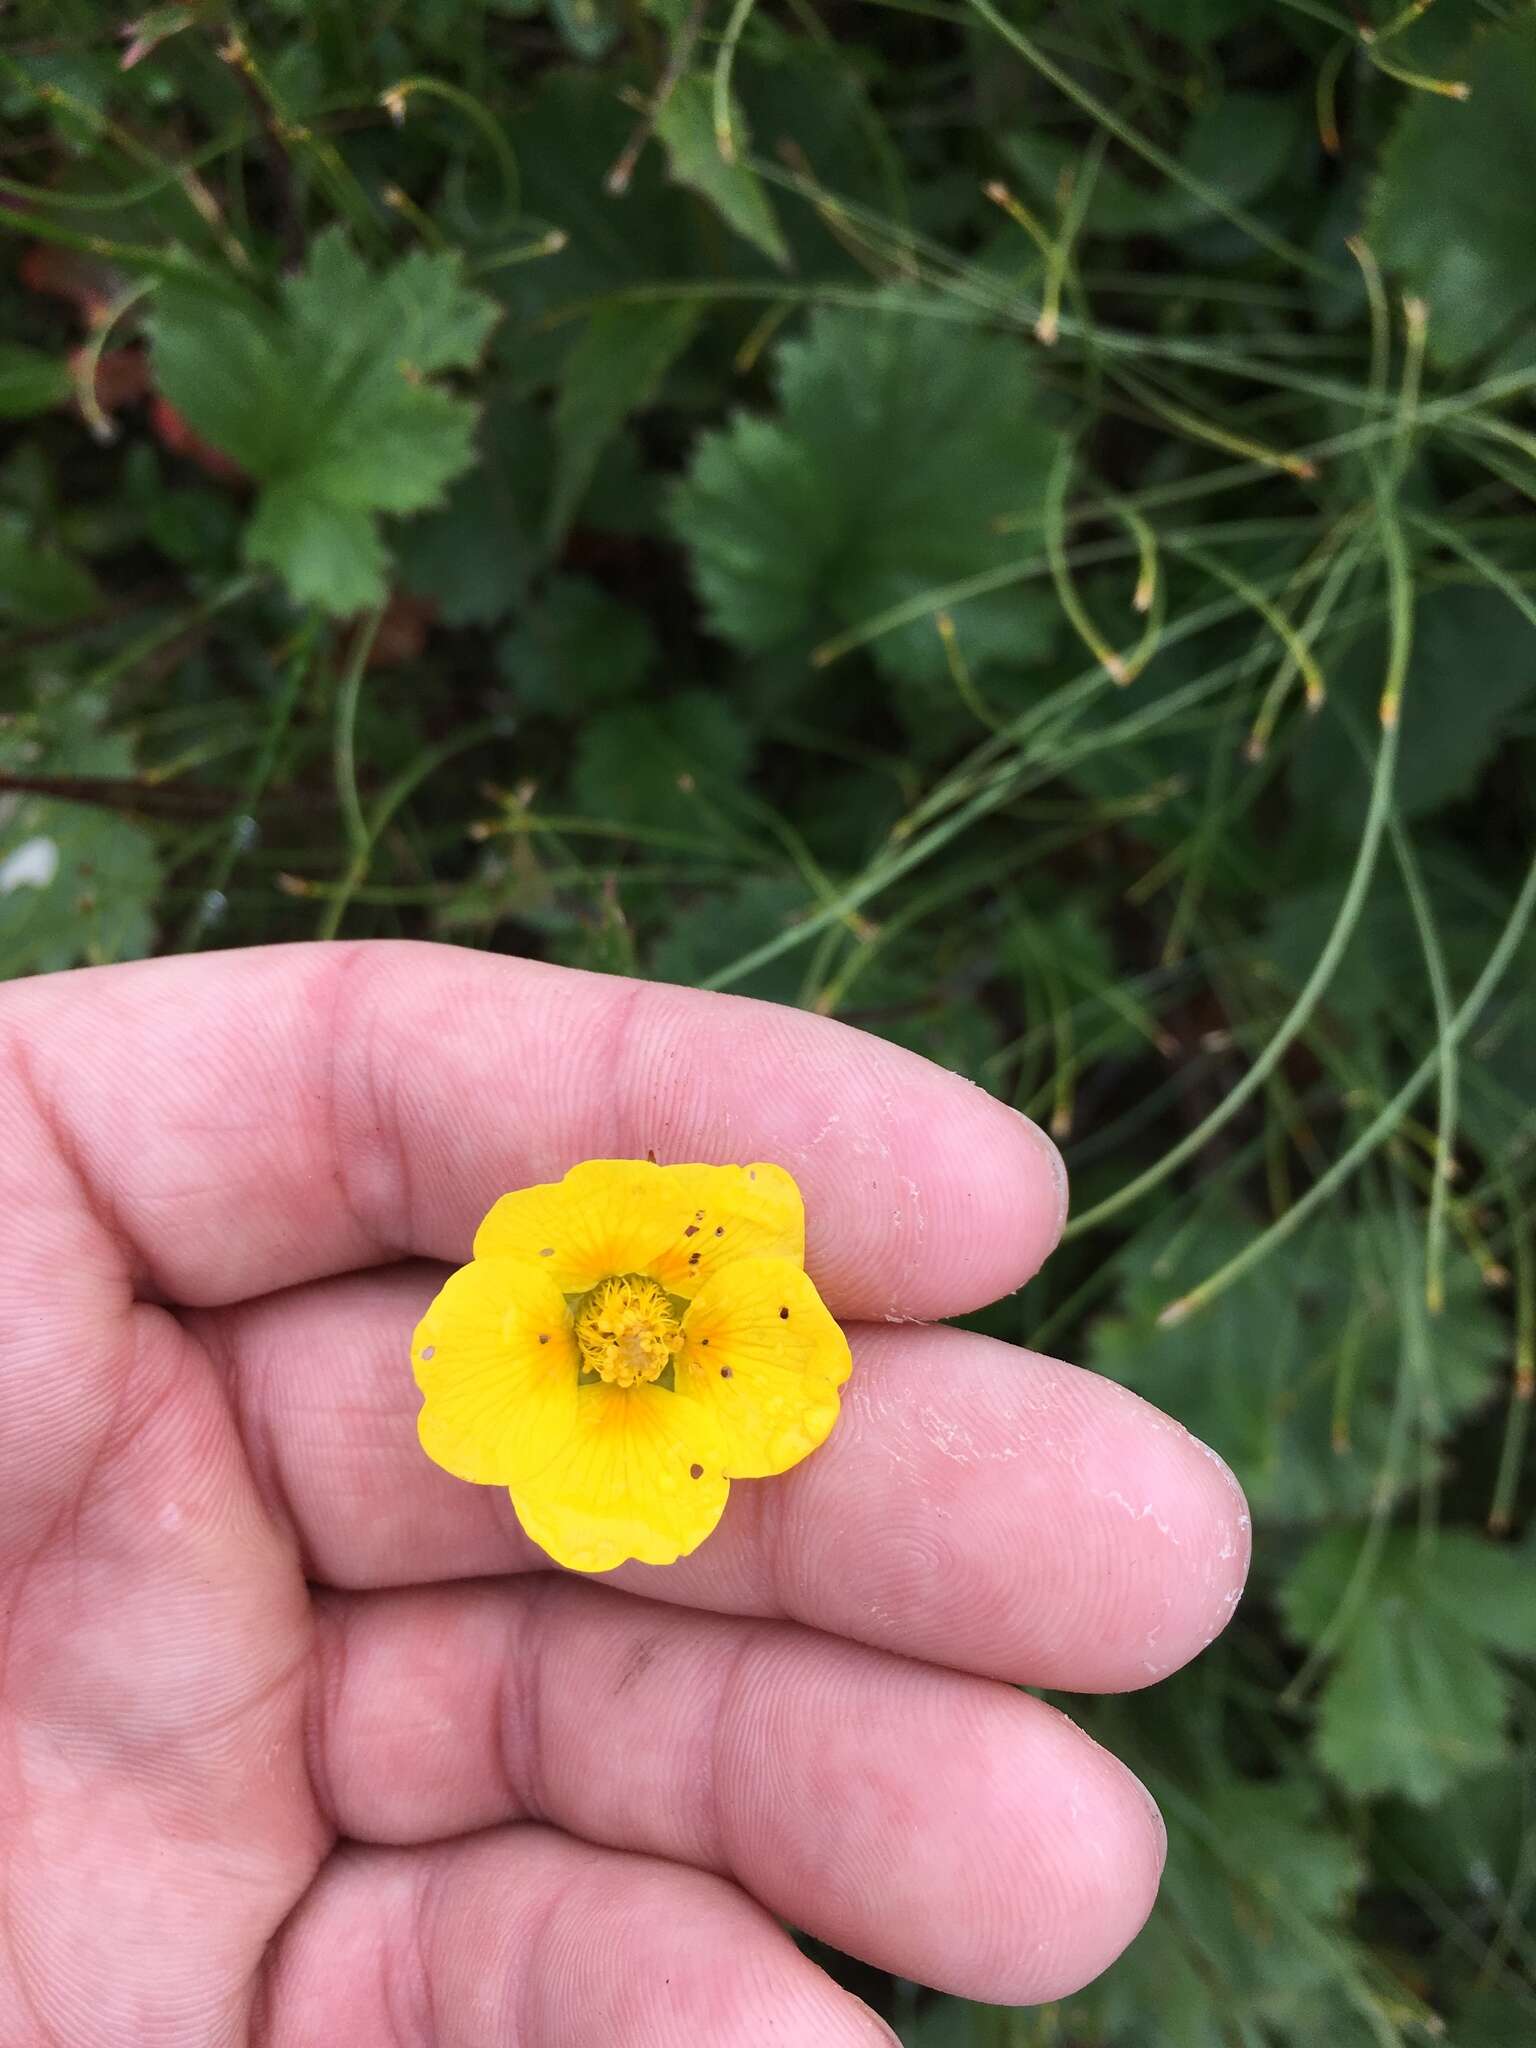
413, 1259, 580, 1487
473, 1160, 678, 1297
643, 1160, 804, 1297
677, 1256, 851, 1479
510, 1381, 729, 1572
473, 1158, 804, 1301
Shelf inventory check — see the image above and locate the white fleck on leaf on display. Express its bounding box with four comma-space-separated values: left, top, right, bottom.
0, 835, 60, 894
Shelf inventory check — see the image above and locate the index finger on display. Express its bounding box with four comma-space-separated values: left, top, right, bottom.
3, 939, 1065, 1316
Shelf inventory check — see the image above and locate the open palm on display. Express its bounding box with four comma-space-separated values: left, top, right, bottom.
0, 943, 1248, 2046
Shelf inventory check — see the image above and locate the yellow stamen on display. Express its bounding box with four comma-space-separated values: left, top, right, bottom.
574, 1274, 683, 1389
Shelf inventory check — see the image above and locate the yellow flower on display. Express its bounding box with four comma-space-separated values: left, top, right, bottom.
411, 1159, 852, 1572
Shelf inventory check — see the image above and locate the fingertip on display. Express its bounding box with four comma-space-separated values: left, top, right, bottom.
913, 1690, 1165, 2006
1014, 1726, 1166, 2004
1098, 1393, 1253, 1691
1047, 1365, 1253, 1692
989, 1704, 1166, 2006
825, 1070, 1067, 1321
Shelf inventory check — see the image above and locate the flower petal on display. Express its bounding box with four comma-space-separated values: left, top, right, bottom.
677, 1256, 851, 1479
643, 1161, 804, 1298
472, 1161, 678, 1296
509, 1382, 729, 1572
473, 1158, 803, 1301
413, 1259, 580, 1486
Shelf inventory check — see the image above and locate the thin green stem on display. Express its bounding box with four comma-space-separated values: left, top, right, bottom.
316, 720, 506, 942
1162, 851, 1536, 1325
1489, 1162, 1536, 1535
176, 619, 321, 950
333, 611, 384, 862
965, 0, 1340, 279
713, 0, 761, 161
1064, 658, 1402, 1241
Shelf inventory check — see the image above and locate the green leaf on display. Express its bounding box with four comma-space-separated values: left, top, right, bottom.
0, 698, 160, 975
1291, 587, 1536, 830
569, 689, 750, 827
497, 576, 656, 712
150, 231, 499, 615
904, 1999, 981, 2046
1180, 90, 1306, 210
148, 294, 290, 474
1057, 1734, 1367, 2048
549, 300, 700, 545
654, 74, 790, 269
672, 297, 1061, 682
398, 399, 550, 627
303, 381, 478, 517
650, 876, 808, 1005
0, 513, 99, 625
1371, 17, 1536, 366
547, 0, 621, 59
245, 486, 391, 613
1089, 1205, 1504, 1526
1123, 0, 1250, 45
1447, 1984, 1536, 2048
497, 71, 711, 389
1377, 1757, 1534, 1903
1282, 1531, 1536, 1804
0, 343, 71, 420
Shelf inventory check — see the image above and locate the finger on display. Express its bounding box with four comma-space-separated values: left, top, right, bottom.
305, 1577, 1165, 2004
205, 1269, 1250, 1691
260, 1828, 900, 2048
5, 939, 1063, 1317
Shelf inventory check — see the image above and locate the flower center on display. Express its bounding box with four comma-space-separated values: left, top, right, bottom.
574, 1274, 684, 1389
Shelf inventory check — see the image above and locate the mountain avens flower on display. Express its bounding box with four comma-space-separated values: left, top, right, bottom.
412, 1159, 852, 1572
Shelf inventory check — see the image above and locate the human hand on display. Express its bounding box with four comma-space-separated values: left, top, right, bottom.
0, 942, 1249, 2046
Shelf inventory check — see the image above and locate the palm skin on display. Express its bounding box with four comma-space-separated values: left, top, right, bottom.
0, 943, 1249, 2047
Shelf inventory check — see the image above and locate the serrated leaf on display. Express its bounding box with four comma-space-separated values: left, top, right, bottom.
150, 231, 498, 615
1291, 587, 1536, 830
0, 343, 72, 419
303, 381, 478, 516
398, 398, 550, 627
497, 575, 656, 712
148, 294, 290, 473
672, 298, 1061, 682
1370, 17, 1536, 366
246, 486, 390, 613
549, 300, 700, 545
497, 71, 711, 389
654, 74, 790, 269
1057, 1738, 1367, 2048
1377, 1757, 1533, 1905
650, 876, 808, 1005
0, 699, 160, 975
569, 689, 750, 827
1282, 1531, 1536, 1803
1089, 1205, 1504, 1526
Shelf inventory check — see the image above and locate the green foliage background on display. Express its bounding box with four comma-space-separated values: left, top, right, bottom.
3, 2, 1535, 2040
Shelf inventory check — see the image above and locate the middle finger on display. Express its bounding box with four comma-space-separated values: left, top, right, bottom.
200, 1265, 1250, 1693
